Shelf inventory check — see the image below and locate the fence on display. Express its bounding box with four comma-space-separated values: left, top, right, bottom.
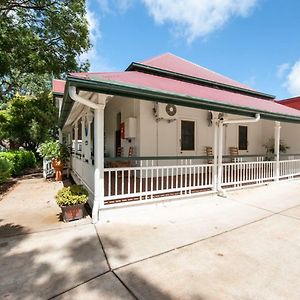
104, 163, 213, 203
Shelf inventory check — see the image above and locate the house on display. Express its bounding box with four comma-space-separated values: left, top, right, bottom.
53, 53, 300, 223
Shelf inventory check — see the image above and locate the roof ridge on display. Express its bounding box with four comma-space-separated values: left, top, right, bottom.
140, 52, 173, 64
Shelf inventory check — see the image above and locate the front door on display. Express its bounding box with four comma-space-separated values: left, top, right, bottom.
115, 130, 121, 156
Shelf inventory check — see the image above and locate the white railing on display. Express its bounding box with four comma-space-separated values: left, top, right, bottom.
71, 156, 95, 193
43, 159, 54, 178
104, 163, 213, 203
279, 159, 300, 178
222, 161, 276, 187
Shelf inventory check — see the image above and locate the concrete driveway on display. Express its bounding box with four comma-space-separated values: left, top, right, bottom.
1, 178, 300, 299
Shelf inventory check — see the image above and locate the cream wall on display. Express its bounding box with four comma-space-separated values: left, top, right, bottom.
138, 101, 267, 157
104, 97, 300, 158
104, 96, 140, 157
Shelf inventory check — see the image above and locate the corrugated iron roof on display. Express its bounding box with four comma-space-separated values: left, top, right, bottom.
139, 53, 256, 92
52, 79, 65, 95
55, 53, 300, 126
74, 71, 300, 119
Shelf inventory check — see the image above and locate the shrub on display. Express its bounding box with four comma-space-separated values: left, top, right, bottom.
38, 141, 70, 162
0, 158, 12, 183
0, 150, 36, 176
56, 185, 88, 207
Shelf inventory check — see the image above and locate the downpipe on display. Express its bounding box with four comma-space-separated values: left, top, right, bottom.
217, 113, 261, 197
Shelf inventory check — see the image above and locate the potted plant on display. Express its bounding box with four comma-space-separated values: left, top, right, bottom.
38, 141, 69, 181
263, 138, 290, 160
56, 185, 88, 222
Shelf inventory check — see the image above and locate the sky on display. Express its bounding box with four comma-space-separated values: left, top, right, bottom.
82, 0, 300, 100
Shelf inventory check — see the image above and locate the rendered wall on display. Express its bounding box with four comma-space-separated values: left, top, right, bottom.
104, 97, 300, 159
138, 101, 265, 157
104, 96, 140, 157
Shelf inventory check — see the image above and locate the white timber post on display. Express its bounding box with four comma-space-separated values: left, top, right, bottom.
217, 119, 224, 194
274, 121, 281, 181
212, 112, 219, 191
74, 121, 78, 155
81, 116, 86, 161
58, 128, 63, 143
86, 110, 94, 164
92, 99, 106, 223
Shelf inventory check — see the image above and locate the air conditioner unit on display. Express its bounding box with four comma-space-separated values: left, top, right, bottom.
153, 102, 177, 120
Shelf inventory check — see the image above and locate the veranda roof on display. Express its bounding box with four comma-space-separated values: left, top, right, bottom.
56, 53, 300, 127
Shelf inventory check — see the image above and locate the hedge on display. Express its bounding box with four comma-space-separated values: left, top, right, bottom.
0, 157, 12, 183
0, 150, 36, 176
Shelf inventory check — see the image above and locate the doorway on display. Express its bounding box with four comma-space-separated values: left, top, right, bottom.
115, 112, 122, 156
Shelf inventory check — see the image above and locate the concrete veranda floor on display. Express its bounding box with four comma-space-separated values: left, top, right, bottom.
1, 177, 300, 299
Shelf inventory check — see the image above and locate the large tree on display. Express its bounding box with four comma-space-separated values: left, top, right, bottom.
0, 93, 58, 151
0, 0, 90, 102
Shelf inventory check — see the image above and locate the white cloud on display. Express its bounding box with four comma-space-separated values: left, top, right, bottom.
79, 8, 102, 71
285, 59, 300, 96
80, 7, 115, 72
276, 63, 290, 78
141, 0, 258, 42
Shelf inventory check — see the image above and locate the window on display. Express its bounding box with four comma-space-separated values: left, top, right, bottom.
238, 125, 248, 150
181, 120, 195, 151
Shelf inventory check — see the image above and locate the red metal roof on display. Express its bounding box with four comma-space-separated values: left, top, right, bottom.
140, 53, 255, 91
77, 71, 300, 119
55, 53, 300, 121
279, 96, 300, 110
52, 79, 65, 94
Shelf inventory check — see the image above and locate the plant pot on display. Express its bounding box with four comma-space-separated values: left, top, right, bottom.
52, 159, 63, 181
61, 203, 86, 222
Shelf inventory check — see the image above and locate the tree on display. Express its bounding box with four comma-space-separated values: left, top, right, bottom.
0, 93, 58, 151
0, 0, 90, 102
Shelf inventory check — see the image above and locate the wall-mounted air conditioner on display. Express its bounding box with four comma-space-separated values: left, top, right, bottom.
153, 102, 177, 120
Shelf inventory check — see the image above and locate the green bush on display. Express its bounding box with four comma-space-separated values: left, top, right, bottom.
0, 150, 36, 176
0, 157, 12, 183
38, 141, 70, 162
56, 185, 88, 207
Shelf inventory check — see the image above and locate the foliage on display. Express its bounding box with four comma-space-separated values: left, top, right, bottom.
263, 138, 290, 154
38, 140, 70, 162
56, 185, 88, 207
0, 157, 12, 183
0, 0, 90, 102
0, 93, 58, 151
0, 150, 36, 176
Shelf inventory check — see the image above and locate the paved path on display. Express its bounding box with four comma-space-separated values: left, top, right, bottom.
1, 178, 300, 299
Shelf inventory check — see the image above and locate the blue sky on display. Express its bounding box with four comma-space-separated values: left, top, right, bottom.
83, 0, 300, 100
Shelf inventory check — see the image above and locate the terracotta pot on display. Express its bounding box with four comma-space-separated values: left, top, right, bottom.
61, 204, 86, 222
52, 159, 63, 181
